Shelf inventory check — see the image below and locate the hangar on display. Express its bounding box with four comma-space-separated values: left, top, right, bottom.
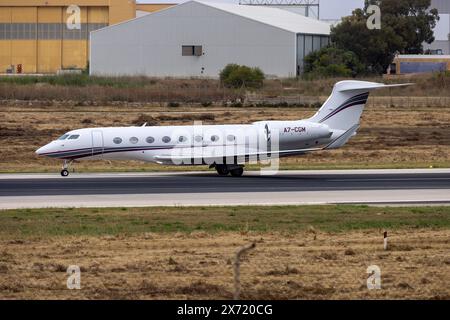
0, 0, 173, 74
90, 1, 331, 78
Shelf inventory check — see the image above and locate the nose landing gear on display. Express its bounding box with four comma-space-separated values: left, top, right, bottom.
61, 160, 73, 177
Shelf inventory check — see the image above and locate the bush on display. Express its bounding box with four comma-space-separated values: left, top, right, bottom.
219, 64, 265, 89
167, 102, 180, 107
304, 46, 365, 78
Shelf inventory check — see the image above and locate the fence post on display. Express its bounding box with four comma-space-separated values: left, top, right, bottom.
383, 231, 388, 250
233, 242, 256, 300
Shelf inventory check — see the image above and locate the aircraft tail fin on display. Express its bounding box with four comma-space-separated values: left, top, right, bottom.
308, 81, 412, 132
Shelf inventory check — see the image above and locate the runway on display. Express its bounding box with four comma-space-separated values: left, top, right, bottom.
1, 169, 449, 209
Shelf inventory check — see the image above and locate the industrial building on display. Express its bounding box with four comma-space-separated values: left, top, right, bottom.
390, 54, 450, 75
90, 0, 331, 78
0, 1, 173, 74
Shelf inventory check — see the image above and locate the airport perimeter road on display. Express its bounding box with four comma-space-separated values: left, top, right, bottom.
0, 169, 449, 208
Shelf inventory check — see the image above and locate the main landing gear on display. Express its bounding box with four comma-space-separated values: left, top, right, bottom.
214, 164, 244, 177
61, 160, 73, 177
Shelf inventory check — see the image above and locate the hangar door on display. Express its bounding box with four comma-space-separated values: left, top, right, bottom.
296, 34, 330, 75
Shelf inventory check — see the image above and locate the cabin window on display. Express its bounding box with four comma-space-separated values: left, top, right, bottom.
162, 136, 171, 143
146, 136, 155, 144
58, 134, 69, 140
68, 135, 80, 140
129, 137, 139, 144
227, 135, 236, 142
178, 136, 188, 143
194, 135, 203, 143
113, 137, 122, 144
211, 135, 219, 142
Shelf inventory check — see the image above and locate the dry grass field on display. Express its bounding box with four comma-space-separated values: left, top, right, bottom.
0, 72, 449, 103
0, 103, 449, 172
0, 205, 449, 300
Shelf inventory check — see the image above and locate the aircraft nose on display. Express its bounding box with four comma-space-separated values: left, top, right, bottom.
35, 144, 50, 156
35, 146, 44, 155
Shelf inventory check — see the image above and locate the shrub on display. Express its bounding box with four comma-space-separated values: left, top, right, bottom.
133, 114, 158, 126
219, 64, 265, 89
81, 118, 93, 124
167, 102, 180, 107
304, 46, 365, 78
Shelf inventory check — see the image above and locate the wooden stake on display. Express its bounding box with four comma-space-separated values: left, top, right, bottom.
233, 242, 256, 300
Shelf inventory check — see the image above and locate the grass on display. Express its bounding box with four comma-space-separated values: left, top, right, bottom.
0, 74, 157, 88
1, 205, 448, 299
0, 72, 449, 105
0, 76, 240, 104
0, 205, 448, 238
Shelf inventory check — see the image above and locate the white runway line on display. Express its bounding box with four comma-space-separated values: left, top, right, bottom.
1, 189, 449, 209
1, 168, 450, 180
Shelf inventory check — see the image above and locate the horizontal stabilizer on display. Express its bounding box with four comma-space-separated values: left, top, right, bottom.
336, 81, 414, 92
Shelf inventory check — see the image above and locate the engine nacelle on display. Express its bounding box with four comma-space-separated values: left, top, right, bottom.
253, 120, 332, 144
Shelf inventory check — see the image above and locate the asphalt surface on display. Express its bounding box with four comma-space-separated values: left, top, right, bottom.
1, 171, 449, 197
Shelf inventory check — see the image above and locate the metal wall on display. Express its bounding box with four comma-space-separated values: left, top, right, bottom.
431, 0, 450, 14
0, 6, 108, 73
0, 0, 136, 73
91, 1, 300, 78
400, 61, 447, 73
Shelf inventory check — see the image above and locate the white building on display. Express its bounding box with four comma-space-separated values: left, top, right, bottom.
424, 0, 450, 55
90, 0, 331, 78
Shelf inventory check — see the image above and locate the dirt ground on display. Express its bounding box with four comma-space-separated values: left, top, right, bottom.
0, 229, 448, 300
1, 103, 449, 172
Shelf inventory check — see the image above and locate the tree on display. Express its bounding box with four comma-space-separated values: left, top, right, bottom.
331, 0, 439, 74
304, 47, 365, 77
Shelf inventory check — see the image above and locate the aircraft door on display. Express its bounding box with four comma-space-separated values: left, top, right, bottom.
91, 130, 104, 157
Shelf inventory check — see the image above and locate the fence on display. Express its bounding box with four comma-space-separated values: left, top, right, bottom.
245, 94, 450, 108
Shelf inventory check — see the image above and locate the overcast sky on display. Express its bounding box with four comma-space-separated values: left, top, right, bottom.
137, 0, 365, 20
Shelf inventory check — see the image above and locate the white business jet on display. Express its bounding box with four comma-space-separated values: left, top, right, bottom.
36, 80, 409, 177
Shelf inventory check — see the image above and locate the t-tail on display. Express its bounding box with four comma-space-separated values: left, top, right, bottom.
308, 80, 412, 149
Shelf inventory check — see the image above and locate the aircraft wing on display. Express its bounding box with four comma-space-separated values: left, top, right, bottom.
153, 145, 323, 165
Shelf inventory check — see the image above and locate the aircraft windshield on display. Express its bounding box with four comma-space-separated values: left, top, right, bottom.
58, 134, 70, 140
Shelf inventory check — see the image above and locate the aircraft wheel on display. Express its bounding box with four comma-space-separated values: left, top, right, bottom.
61, 169, 69, 177
230, 167, 244, 177
216, 165, 229, 176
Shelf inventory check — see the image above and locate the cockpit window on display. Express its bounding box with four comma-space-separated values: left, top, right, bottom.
58, 134, 69, 140
68, 135, 80, 140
